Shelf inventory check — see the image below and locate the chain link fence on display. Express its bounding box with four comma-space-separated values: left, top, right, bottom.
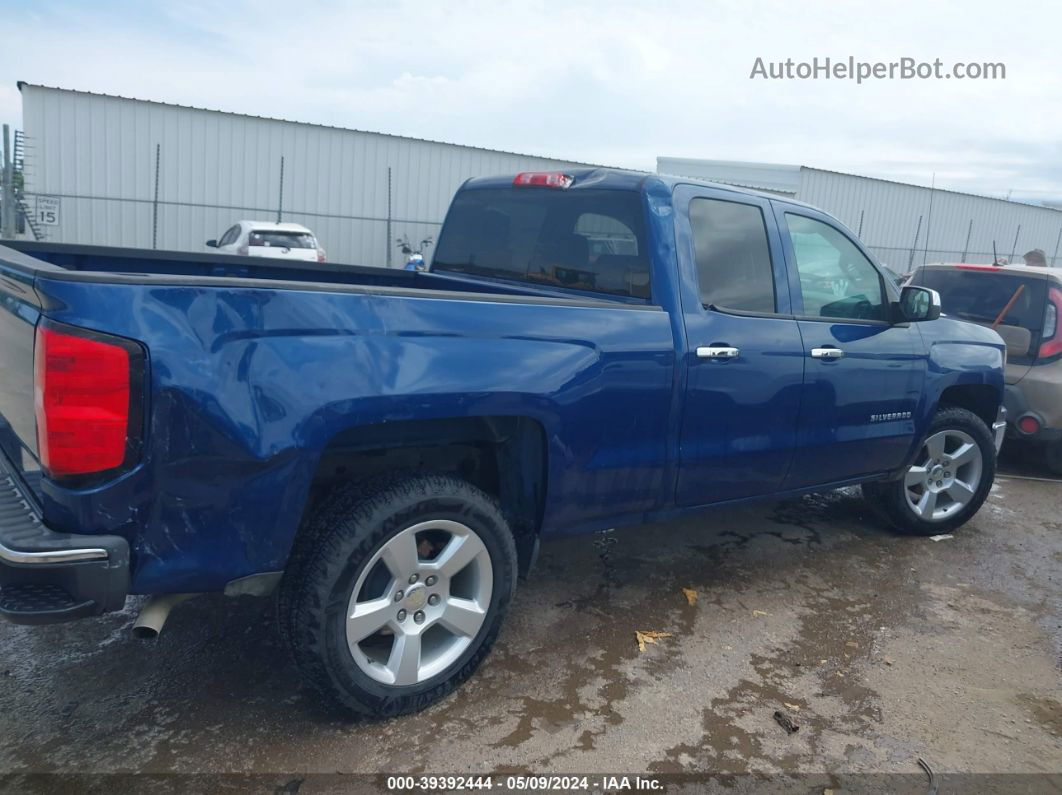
13, 141, 449, 267
8, 132, 1061, 271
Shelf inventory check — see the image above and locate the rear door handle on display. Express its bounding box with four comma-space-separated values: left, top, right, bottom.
810, 347, 844, 360
697, 346, 740, 360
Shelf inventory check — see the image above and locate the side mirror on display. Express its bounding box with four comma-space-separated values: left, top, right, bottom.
205, 239, 218, 248
899, 285, 941, 322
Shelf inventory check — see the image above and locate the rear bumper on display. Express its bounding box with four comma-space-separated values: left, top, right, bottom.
0, 462, 128, 625
1003, 383, 1062, 443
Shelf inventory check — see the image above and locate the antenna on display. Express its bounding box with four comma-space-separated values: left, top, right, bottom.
923, 173, 935, 266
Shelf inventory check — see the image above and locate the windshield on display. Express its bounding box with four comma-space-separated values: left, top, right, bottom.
249, 230, 316, 248
911, 267, 1047, 360
432, 188, 650, 299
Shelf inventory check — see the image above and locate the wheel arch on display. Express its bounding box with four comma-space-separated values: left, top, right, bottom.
290, 416, 548, 577
937, 382, 1000, 430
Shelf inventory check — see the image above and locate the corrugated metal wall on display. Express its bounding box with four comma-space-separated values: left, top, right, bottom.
798, 168, 1062, 269
657, 157, 1062, 269
20, 84, 588, 266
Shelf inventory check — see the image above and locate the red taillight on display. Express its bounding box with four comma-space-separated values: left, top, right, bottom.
317, 248, 327, 262
1018, 415, 1041, 435
513, 172, 574, 189
34, 324, 142, 479
955, 264, 999, 271
1038, 288, 1062, 359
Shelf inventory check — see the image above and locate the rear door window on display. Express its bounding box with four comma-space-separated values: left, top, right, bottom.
911, 267, 1047, 361
249, 231, 316, 248
432, 188, 650, 299
688, 198, 777, 313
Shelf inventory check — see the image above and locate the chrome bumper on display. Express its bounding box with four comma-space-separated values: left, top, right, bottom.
0, 459, 129, 624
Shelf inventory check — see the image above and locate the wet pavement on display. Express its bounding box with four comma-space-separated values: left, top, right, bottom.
0, 452, 1059, 784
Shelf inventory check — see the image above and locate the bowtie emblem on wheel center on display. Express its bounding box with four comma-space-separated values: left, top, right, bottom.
404, 585, 428, 610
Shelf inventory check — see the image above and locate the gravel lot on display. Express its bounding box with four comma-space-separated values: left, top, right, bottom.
0, 449, 1059, 790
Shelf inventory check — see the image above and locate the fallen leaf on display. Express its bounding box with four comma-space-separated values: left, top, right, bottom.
635, 630, 673, 653
752, 610, 769, 617
784, 702, 801, 711
884, 657, 894, 666
773, 710, 800, 734
845, 641, 859, 649
682, 588, 698, 606
928, 533, 954, 542
819, 659, 828, 665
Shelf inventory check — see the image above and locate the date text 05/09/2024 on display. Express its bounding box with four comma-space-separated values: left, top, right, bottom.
385, 775, 664, 791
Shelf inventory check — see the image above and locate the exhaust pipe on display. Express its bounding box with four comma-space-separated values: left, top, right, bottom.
132, 594, 197, 639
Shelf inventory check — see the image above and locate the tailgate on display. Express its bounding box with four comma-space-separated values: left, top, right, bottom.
0, 254, 42, 485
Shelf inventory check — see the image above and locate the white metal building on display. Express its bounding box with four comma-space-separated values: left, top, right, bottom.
657, 157, 1062, 269
17, 83, 592, 266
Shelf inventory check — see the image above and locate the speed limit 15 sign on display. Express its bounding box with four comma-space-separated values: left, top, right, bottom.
34, 195, 60, 226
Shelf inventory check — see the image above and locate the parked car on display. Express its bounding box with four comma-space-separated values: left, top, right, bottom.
207, 220, 325, 262
0, 169, 1005, 717
909, 262, 1062, 472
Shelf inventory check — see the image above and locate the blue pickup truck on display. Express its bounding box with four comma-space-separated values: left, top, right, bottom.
0, 169, 1006, 716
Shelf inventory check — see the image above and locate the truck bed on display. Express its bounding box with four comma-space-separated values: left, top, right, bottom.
2, 240, 612, 303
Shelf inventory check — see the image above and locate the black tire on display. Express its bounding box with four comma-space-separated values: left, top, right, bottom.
278, 474, 518, 717
1043, 442, 1062, 476
862, 406, 996, 536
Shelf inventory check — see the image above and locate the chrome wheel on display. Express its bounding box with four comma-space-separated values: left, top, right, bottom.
904, 429, 983, 522
345, 520, 493, 686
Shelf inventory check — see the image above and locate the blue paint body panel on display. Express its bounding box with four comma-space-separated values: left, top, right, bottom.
0, 169, 1006, 596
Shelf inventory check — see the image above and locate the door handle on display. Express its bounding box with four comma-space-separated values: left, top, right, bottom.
697, 346, 740, 360
810, 347, 845, 360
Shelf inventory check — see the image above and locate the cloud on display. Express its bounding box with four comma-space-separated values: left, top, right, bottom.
1, 0, 1060, 201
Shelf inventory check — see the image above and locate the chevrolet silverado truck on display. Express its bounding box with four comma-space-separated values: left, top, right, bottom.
0, 169, 1006, 716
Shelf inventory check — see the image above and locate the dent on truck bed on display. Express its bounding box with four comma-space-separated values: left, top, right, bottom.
20, 272, 673, 594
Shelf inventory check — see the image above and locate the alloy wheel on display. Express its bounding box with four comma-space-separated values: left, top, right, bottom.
344, 520, 493, 686
903, 429, 983, 522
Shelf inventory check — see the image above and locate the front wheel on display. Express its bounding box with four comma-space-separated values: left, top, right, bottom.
862, 407, 995, 535
279, 474, 518, 717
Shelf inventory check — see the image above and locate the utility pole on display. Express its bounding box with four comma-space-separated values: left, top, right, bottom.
151, 143, 161, 249
276, 156, 285, 223
386, 167, 393, 268
1, 124, 14, 239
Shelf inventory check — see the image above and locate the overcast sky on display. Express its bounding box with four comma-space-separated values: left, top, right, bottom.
2, 0, 1060, 203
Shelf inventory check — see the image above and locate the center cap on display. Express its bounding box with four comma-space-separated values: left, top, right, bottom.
929, 465, 944, 481
404, 585, 427, 610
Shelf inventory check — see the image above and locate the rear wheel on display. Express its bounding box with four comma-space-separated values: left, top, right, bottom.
863, 407, 995, 535
280, 474, 517, 717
